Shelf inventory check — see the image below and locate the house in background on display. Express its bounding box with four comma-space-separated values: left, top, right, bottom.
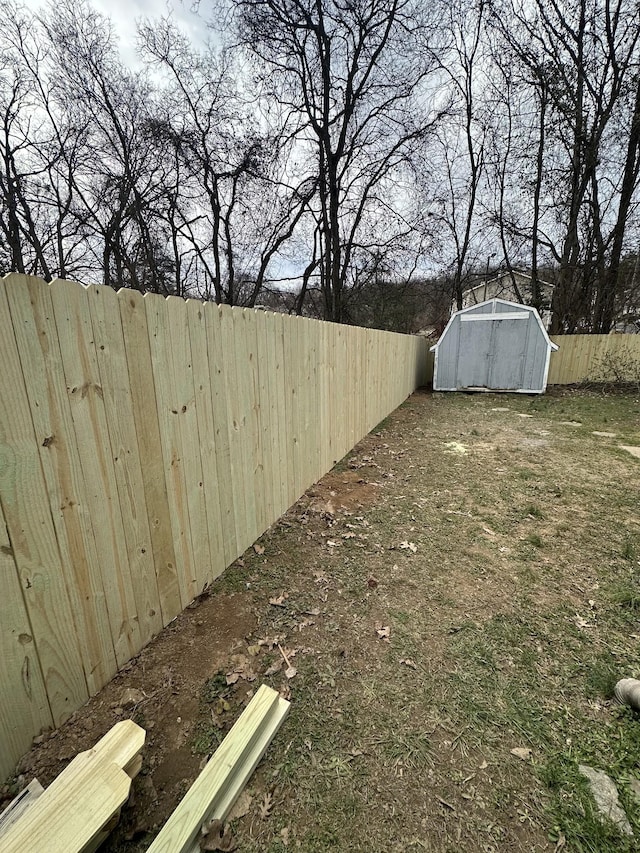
461, 270, 555, 330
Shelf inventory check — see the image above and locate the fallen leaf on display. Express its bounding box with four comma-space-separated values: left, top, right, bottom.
285, 665, 297, 679
326, 540, 339, 548
213, 698, 231, 715
342, 531, 356, 539
375, 624, 391, 640
279, 682, 291, 700
227, 790, 253, 821
246, 644, 261, 657
510, 747, 532, 761
200, 819, 236, 851
304, 607, 321, 616
269, 593, 289, 607
259, 791, 273, 819
478, 760, 488, 770
264, 660, 282, 676
399, 541, 418, 553
280, 826, 290, 847
226, 672, 240, 686
400, 658, 417, 669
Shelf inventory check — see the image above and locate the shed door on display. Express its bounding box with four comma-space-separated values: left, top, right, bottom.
458, 314, 528, 390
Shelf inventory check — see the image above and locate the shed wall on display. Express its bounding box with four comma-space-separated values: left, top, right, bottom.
433, 301, 553, 392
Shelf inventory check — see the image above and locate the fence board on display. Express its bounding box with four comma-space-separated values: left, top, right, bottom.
51, 279, 142, 666
145, 293, 196, 609
118, 289, 182, 625
187, 300, 225, 584
0, 279, 88, 725
166, 296, 212, 596
205, 305, 237, 567
0, 497, 52, 781
88, 284, 163, 646
6, 276, 116, 693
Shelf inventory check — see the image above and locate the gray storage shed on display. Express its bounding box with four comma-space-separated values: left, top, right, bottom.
430, 298, 558, 394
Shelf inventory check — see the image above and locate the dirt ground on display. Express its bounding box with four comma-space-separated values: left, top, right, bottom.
3, 387, 640, 852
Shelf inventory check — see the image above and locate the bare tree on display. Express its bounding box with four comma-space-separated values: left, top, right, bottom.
230, 0, 445, 322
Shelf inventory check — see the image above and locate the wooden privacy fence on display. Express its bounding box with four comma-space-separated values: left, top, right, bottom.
0, 274, 427, 780
547, 333, 640, 385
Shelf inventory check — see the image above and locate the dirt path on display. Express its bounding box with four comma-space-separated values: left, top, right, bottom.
4, 388, 640, 852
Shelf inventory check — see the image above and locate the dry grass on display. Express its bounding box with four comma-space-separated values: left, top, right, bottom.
7, 387, 640, 852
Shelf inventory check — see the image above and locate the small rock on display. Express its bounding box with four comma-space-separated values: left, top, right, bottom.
620, 445, 640, 460
510, 747, 532, 761
578, 765, 633, 836
592, 431, 617, 438
119, 688, 145, 708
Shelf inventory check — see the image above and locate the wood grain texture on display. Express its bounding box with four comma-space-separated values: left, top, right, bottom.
166, 296, 212, 596
186, 300, 225, 583
548, 334, 640, 384
0, 277, 88, 727
7, 276, 117, 693
88, 284, 163, 646
205, 304, 237, 566
0, 751, 131, 853
0, 497, 52, 782
50, 278, 141, 667
147, 684, 289, 853
118, 289, 181, 625
145, 292, 196, 609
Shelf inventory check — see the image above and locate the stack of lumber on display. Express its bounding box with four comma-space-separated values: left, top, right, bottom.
148, 683, 289, 853
0, 720, 145, 853
0, 683, 288, 853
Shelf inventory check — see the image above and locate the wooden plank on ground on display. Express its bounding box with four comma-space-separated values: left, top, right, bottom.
89, 719, 146, 771
118, 288, 181, 625
87, 284, 163, 646
6, 275, 117, 695
0, 778, 44, 834
0, 277, 88, 729
0, 752, 132, 853
0, 720, 145, 851
147, 684, 289, 853
50, 279, 141, 667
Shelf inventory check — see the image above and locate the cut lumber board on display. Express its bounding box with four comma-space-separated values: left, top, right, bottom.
0, 753, 131, 853
0, 778, 44, 834
0, 720, 145, 853
147, 684, 289, 853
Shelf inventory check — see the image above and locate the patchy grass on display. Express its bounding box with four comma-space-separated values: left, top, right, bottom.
12, 388, 640, 853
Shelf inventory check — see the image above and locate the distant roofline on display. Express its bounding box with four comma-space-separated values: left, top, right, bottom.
463, 271, 555, 297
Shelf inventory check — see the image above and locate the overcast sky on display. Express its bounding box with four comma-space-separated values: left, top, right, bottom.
28, 0, 209, 67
